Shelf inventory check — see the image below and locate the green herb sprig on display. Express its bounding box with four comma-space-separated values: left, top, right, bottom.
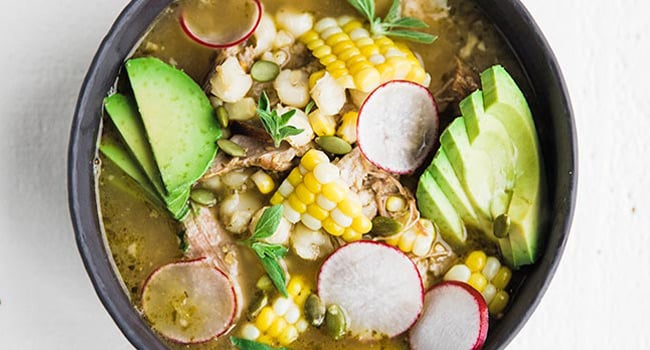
230, 336, 289, 350
257, 92, 304, 147
244, 205, 289, 297
346, 0, 437, 44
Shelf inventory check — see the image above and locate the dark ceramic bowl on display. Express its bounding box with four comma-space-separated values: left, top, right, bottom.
68, 0, 577, 349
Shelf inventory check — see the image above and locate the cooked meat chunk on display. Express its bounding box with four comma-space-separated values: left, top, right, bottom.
434, 57, 480, 117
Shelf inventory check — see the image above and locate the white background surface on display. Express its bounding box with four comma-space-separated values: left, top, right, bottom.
0, 0, 647, 349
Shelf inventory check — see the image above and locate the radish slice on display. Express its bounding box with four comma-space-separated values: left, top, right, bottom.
180, 0, 262, 49
357, 80, 439, 174
409, 281, 489, 350
318, 241, 424, 338
142, 258, 237, 344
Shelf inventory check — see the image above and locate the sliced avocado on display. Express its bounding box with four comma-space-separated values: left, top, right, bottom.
416, 171, 467, 249
460, 90, 516, 219
126, 57, 221, 194
482, 66, 544, 267
99, 135, 162, 207
439, 117, 493, 222
427, 148, 481, 229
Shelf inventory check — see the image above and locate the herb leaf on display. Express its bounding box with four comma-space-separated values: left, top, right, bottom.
257, 91, 304, 147
251, 205, 283, 240
347, 0, 437, 44
230, 336, 289, 350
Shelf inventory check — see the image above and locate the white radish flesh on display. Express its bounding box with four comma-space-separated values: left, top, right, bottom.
142, 258, 237, 344
409, 281, 489, 350
318, 241, 424, 339
357, 81, 439, 174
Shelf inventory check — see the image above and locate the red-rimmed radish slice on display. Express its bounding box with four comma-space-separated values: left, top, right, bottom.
142, 258, 237, 344
357, 80, 439, 174
180, 0, 262, 49
409, 281, 489, 350
318, 241, 424, 338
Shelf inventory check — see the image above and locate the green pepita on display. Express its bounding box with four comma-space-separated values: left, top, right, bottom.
190, 189, 216, 207
370, 216, 403, 237
494, 214, 511, 238
325, 304, 348, 340
217, 139, 247, 157
251, 60, 280, 83
304, 294, 326, 327
247, 291, 268, 320
216, 105, 229, 128
316, 136, 352, 155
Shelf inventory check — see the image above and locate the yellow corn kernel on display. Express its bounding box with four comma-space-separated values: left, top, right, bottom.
360, 44, 380, 57
287, 277, 305, 297
326, 32, 349, 47
386, 195, 406, 212
336, 75, 355, 89
329, 68, 349, 80
240, 323, 261, 340
320, 55, 337, 66
323, 217, 345, 236
295, 184, 316, 205
339, 47, 362, 62
492, 267, 512, 290
332, 40, 356, 55
309, 70, 326, 89
346, 54, 367, 67
373, 36, 393, 47
488, 290, 509, 315
300, 30, 319, 44
326, 59, 347, 71
270, 192, 285, 205
307, 39, 325, 51
308, 111, 337, 137
294, 289, 310, 306
351, 215, 372, 233
321, 182, 346, 203
303, 172, 322, 193
278, 325, 299, 346
342, 228, 362, 242
342, 20, 363, 33
338, 197, 362, 217
406, 66, 427, 85
307, 203, 329, 221
376, 62, 396, 82
287, 167, 304, 186
398, 229, 417, 253
252, 170, 276, 195
288, 194, 307, 214
412, 233, 434, 257
466, 251, 488, 272
313, 45, 332, 59
301, 150, 329, 171
349, 60, 374, 75
354, 67, 381, 92
337, 111, 358, 144
387, 56, 412, 79
354, 37, 375, 48
267, 318, 288, 338
255, 306, 276, 332
468, 272, 488, 292
385, 233, 401, 246
257, 335, 273, 345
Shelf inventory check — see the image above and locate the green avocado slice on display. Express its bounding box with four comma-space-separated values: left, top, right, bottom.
482, 66, 544, 267
126, 57, 221, 194
416, 171, 467, 249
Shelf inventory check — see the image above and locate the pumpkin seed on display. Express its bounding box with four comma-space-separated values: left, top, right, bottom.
325, 304, 348, 340
216, 105, 229, 128
251, 60, 280, 82
316, 136, 352, 155
247, 290, 268, 320
304, 294, 326, 327
493, 214, 511, 238
217, 139, 246, 157
256, 275, 274, 291
370, 216, 403, 237
190, 189, 216, 207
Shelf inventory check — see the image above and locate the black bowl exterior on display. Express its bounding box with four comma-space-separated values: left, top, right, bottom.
68, 1, 577, 350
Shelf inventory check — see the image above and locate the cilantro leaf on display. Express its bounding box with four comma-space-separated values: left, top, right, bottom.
257, 91, 304, 147
251, 205, 283, 240
230, 336, 289, 350
258, 254, 288, 297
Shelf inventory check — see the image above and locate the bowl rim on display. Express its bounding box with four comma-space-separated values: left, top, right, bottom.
68, 0, 577, 349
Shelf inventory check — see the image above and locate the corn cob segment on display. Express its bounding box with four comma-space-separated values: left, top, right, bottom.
240, 277, 311, 346
385, 218, 436, 257
271, 150, 372, 242
443, 250, 512, 316
300, 17, 429, 92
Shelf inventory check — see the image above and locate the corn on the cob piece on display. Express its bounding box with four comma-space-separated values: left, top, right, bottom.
271, 150, 372, 242
443, 250, 512, 316
336, 111, 358, 144
241, 277, 311, 346
385, 218, 436, 257
300, 17, 428, 92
